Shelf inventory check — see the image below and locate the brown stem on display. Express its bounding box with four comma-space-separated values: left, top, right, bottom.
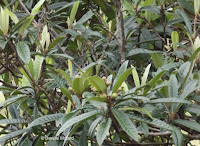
8, 41, 55, 113
0, 80, 18, 89
193, 15, 198, 40
138, 131, 171, 136
49, 29, 81, 69
119, 0, 126, 63
134, 11, 165, 43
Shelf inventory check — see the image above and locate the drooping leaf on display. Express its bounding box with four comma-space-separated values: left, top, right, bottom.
177, 0, 194, 14
0, 119, 28, 125
60, 87, 73, 102
174, 120, 200, 132
56, 110, 101, 136
57, 69, 73, 86
0, 95, 26, 108
96, 118, 112, 146
16, 41, 30, 64
128, 114, 172, 130
157, 62, 182, 73
88, 116, 103, 137
120, 107, 153, 119
168, 74, 178, 98
0, 129, 30, 143
112, 108, 138, 142
172, 126, 184, 146
175, 9, 192, 35
28, 113, 65, 128
33, 55, 44, 81
51, 53, 74, 60
127, 48, 162, 57
148, 98, 191, 104
77, 10, 94, 24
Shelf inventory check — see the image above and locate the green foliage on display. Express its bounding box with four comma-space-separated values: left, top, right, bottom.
112, 108, 138, 142
96, 118, 111, 146
16, 41, 30, 64
0, 0, 200, 145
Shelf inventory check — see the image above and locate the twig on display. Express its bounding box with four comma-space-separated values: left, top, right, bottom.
8, 41, 56, 113
134, 10, 165, 43
187, 134, 200, 140
0, 60, 21, 78
193, 14, 198, 39
18, 0, 37, 26
90, 8, 120, 44
138, 131, 172, 136
49, 29, 81, 69
0, 80, 18, 89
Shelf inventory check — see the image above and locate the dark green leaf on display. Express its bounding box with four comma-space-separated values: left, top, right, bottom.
56, 110, 101, 136
112, 108, 138, 142
28, 113, 64, 128
17, 41, 30, 64
174, 120, 200, 132
96, 118, 112, 146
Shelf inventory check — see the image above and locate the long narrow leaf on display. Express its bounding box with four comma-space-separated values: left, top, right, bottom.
96, 118, 112, 146
112, 108, 138, 142
56, 110, 101, 136
112, 68, 132, 93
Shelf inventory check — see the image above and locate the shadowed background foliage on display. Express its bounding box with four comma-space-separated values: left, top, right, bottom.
0, 0, 200, 145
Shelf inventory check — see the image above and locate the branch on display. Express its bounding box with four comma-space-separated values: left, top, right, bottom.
18, 0, 37, 26
7, 41, 56, 112
187, 134, 200, 140
134, 8, 165, 43
49, 29, 81, 69
0, 60, 21, 78
119, 0, 126, 63
112, 0, 126, 63
90, 8, 120, 44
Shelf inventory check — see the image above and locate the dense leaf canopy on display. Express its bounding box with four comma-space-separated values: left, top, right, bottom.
0, 0, 200, 145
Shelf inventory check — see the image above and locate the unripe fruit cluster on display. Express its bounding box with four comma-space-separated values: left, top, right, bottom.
101, 76, 111, 86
